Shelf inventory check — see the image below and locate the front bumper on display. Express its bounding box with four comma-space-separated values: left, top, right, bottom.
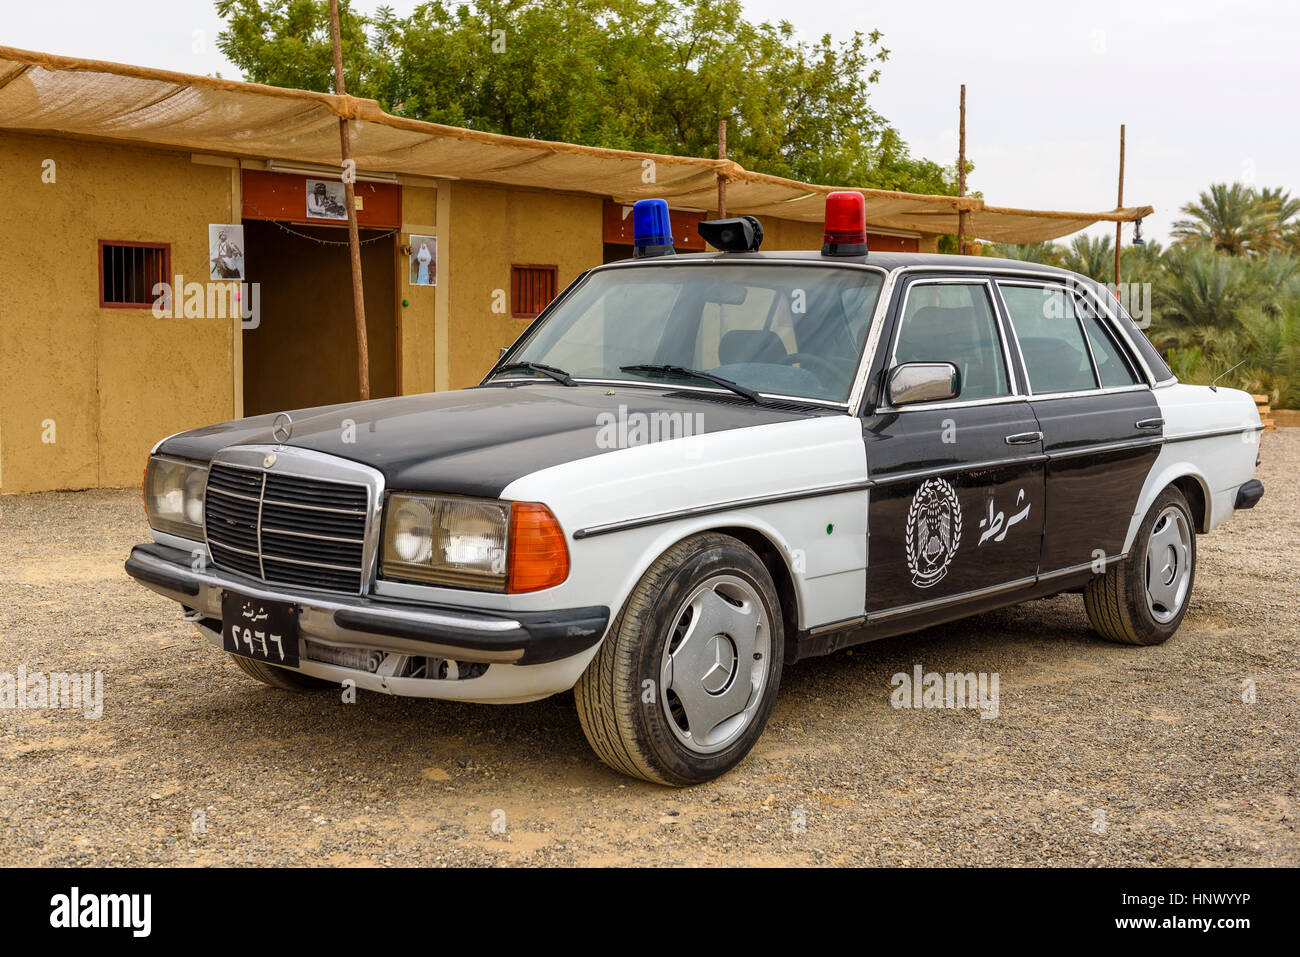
125, 542, 609, 697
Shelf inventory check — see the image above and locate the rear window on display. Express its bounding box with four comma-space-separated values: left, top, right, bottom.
999, 283, 1098, 394
1109, 297, 1173, 382
1075, 295, 1140, 388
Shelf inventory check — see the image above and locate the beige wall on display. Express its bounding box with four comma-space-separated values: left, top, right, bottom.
445, 182, 605, 390
757, 216, 825, 252
397, 182, 440, 394
0, 132, 236, 493
0, 130, 920, 493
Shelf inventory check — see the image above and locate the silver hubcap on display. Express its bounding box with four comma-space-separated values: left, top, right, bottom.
1145, 506, 1192, 624
660, 574, 770, 754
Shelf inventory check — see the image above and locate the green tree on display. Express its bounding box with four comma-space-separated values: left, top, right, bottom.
1255, 187, 1300, 253
987, 241, 1062, 266
1060, 233, 1114, 284
215, 0, 963, 195
1171, 182, 1277, 256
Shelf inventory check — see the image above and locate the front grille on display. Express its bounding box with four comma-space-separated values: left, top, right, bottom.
204, 462, 370, 593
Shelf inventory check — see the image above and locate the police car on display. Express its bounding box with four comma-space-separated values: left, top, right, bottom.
126, 193, 1266, 785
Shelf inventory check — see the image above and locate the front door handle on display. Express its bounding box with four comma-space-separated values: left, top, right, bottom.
1135, 417, 1164, 430
1005, 431, 1044, 446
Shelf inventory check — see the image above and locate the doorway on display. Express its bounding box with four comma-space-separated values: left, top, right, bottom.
241, 219, 397, 416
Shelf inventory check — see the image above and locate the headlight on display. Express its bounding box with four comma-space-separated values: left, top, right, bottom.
381, 494, 569, 593
144, 457, 208, 540
382, 494, 510, 591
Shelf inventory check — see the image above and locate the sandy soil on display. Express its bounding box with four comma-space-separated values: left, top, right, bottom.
0, 432, 1296, 866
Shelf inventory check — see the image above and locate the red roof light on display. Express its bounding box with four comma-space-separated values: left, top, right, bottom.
822, 191, 868, 256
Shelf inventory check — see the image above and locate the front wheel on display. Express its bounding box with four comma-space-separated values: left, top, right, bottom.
1084, 486, 1197, 645
574, 533, 784, 785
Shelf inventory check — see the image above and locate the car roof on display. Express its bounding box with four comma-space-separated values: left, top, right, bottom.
596, 249, 1081, 281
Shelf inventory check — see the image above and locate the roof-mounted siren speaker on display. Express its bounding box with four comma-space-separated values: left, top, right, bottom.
822, 190, 868, 257
697, 215, 764, 252
632, 199, 676, 258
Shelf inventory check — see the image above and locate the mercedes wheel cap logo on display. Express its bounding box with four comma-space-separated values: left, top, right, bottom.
701, 634, 737, 695
272, 412, 293, 446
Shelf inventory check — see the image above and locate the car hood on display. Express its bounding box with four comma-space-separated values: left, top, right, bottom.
157, 384, 825, 498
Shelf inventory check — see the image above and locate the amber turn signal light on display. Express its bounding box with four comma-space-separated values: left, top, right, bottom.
507, 502, 570, 593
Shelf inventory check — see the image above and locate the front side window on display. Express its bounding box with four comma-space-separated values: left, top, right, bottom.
499, 264, 884, 402
999, 283, 1098, 394
893, 281, 1010, 400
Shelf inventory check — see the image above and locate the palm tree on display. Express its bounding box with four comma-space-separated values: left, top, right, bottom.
1151, 245, 1299, 354
1059, 233, 1113, 283
1236, 294, 1300, 407
1255, 187, 1300, 251
987, 241, 1062, 266
1171, 183, 1275, 255
1121, 238, 1164, 284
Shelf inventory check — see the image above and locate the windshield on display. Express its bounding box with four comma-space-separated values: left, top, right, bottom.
495, 263, 885, 402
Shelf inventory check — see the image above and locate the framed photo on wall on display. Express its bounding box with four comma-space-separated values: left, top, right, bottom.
208, 224, 245, 280
409, 235, 437, 286
305, 179, 348, 221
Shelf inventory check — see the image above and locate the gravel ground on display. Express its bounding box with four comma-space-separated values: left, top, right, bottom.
1, 433, 1296, 867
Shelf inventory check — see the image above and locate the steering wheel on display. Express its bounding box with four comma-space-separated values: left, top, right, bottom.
779, 352, 841, 383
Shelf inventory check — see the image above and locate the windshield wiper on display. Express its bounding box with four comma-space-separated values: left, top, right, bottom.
494, 361, 577, 386
620, 364, 766, 404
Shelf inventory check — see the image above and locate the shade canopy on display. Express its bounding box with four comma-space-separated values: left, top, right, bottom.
0, 46, 1151, 243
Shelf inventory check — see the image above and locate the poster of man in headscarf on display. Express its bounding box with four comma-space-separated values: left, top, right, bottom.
208, 224, 245, 280
305, 179, 348, 220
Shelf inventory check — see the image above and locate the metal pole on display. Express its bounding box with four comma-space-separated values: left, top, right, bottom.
330, 0, 370, 401
1115, 123, 1125, 291
717, 119, 727, 218
957, 84, 967, 255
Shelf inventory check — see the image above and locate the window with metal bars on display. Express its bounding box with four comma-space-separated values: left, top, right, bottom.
510, 264, 559, 319
99, 241, 171, 308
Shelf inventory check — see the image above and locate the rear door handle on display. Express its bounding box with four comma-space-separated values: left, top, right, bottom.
1005, 431, 1044, 446
1135, 417, 1164, 430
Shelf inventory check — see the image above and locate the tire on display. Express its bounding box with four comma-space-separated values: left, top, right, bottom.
1084, 486, 1197, 645
227, 653, 335, 690
574, 532, 785, 786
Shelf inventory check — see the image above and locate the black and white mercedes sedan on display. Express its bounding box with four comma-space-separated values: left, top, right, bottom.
126, 196, 1265, 785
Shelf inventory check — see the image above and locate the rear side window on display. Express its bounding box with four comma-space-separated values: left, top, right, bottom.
1111, 298, 1174, 382
1075, 296, 1140, 388
894, 281, 1011, 400
999, 283, 1098, 394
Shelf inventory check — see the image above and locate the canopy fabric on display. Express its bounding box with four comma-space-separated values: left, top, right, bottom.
0, 46, 1152, 243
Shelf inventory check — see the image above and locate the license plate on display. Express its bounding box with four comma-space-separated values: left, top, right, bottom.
221, 591, 300, 668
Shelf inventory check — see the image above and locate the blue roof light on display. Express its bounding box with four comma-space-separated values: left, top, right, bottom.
632, 199, 675, 258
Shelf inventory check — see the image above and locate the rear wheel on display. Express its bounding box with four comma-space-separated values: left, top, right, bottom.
227, 653, 334, 690
1084, 486, 1196, 645
574, 532, 784, 786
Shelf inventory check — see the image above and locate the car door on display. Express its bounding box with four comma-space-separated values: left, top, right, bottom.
994, 279, 1163, 574
862, 275, 1046, 616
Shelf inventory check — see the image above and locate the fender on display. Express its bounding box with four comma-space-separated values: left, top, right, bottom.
1123, 383, 1262, 552
501, 415, 869, 632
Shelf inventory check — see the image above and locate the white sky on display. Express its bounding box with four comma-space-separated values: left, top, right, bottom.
5, 0, 1298, 244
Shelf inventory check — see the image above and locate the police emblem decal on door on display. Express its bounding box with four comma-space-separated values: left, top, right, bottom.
906, 477, 963, 588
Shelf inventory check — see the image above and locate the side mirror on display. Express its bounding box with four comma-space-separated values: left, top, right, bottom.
888, 362, 960, 406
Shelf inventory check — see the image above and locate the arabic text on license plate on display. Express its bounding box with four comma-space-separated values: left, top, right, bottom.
221, 591, 300, 668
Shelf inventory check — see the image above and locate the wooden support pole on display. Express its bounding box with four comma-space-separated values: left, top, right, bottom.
1115, 123, 1125, 291
717, 119, 727, 218
957, 84, 967, 255
330, 0, 370, 401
